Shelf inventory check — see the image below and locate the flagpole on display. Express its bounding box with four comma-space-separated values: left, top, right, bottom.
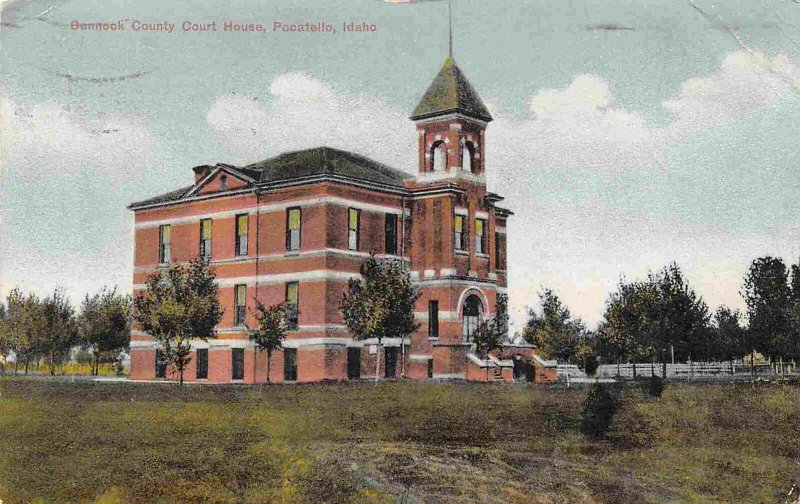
448, 0, 453, 59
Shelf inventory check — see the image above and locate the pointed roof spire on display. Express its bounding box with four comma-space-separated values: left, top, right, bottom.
410, 58, 492, 122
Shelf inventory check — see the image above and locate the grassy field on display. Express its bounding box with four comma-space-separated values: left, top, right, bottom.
0, 378, 798, 504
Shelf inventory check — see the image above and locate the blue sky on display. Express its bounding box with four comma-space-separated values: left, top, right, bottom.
1, 0, 798, 331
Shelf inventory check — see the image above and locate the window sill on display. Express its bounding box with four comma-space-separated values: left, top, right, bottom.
285, 251, 300, 257
476, 253, 489, 259
455, 250, 469, 256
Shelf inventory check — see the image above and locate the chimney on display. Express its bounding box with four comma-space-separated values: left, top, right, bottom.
192, 165, 213, 184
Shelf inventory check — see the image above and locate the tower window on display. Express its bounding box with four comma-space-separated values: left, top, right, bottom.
462, 141, 476, 173
454, 215, 466, 251
286, 207, 301, 252
158, 225, 171, 264
348, 208, 360, 251
235, 214, 248, 256
285, 281, 299, 330
475, 219, 487, 255
385, 214, 398, 255
199, 219, 212, 260
431, 141, 446, 172
234, 284, 246, 326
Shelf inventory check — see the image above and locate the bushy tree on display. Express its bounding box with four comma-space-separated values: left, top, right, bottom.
78, 287, 131, 375
580, 383, 622, 439
576, 332, 600, 375
523, 289, 586, 363
742, 257, 795, 362
711, 306, 746, 372
134, 259, 223, 385
340, 256, 419, 382
599, 263, 711, 378
472, 294, 508, 381
40, 288, 79, 375
248, 300, 287, 384
1, 290, 47, 374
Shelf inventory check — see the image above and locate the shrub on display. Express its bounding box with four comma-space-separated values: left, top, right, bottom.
580, 383, 621, 439
647, 375, 665, 398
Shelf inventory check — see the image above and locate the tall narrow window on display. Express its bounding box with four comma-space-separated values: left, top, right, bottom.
231, 348, 244, 380
385, 214, 398, 255
199, 219, 212, 260
155, 349, 167, 378
428, 300, 439, 338
235, 214, 248, 256
286, 207, 301, 252
475, 219, 487, 255
159, 225, 171, 264
285, 281, 299, 330
220, 175, 228, 191
234, 284, 246, 326
495, 232, 503, 269
454, 215, 465, 251
196, 348, 208, 380
348, 208, 360, 251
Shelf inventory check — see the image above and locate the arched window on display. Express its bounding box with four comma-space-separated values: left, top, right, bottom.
430, 141, 446, 172
462, 141, 476, 173
462, 294, 483, 340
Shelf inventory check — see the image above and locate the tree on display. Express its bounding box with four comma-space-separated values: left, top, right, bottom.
0, 301, 7, 374
134, 259, 224, 385
248, 300, 287, 384
598, 264, 711, 378
40, 288, 79, 376
742, 257, 793, 362
711, 306, 746, 373
522, 289, 584, 363
78, 287, 131, 375
2, 290, 48, 375
340, 256, 419, 382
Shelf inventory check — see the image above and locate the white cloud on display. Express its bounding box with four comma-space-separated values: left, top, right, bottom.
0, 95, 160, 302
206, 73, 417, 169
664, 50, 800, 135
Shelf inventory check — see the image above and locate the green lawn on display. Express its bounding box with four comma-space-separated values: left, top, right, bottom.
0, 378, 797, 503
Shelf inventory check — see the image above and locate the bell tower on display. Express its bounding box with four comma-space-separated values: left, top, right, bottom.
410, 58, 493, 182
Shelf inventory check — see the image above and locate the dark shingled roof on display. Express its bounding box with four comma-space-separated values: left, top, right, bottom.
128, 147, 412, 209
129, 185, 193, 208
410, 58, 492, 122
245, 146, 413, 188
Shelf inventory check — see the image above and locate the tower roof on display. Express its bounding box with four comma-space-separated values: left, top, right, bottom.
410, 58, 492, 122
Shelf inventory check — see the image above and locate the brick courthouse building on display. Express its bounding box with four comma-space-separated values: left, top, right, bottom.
128, 58, 545, 384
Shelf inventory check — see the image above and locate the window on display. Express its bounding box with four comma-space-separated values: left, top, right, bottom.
462, 295, 483, 341
285, 281, 299, 330
284, 348, 297, 381
155, 349, 167, 378
158, 225, 171, 264
495, 232, 504, 269
234, 284, 246, 326
199, 219, 212, 260
196, 348, 208, 380
475, 219, 487, 255
454, 215, 466, 251
235, 214, 248, 256
231, 348, 244, 380
462, 141, 475, 172
385, 214, 398, 255
286, 207, 301, 252
220, 175, 227, 191
431, 141, 446, 172
428, 300, 439, 338
348, 208, 360, 251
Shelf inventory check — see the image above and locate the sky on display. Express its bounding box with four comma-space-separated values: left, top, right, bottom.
1, 0, 799, 333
